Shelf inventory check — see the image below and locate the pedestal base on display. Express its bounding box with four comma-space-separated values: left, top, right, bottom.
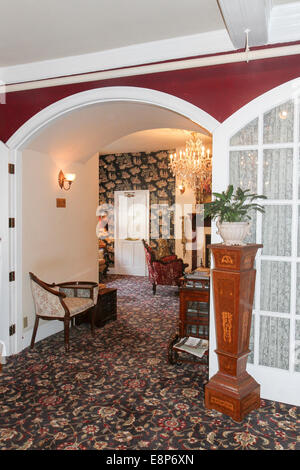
205, 371, 260, 422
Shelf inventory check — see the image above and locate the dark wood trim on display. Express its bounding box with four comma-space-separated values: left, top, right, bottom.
29, 272, 66, 298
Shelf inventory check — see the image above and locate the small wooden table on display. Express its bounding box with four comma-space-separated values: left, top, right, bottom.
95, 287, 117, 327
167, 274, 210, 365
75, 286, 117, 327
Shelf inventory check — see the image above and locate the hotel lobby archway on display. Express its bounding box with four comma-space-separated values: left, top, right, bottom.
1, 86, 217, 359
2, 79, 300, 407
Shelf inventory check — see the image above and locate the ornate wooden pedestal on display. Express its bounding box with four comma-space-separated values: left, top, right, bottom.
205, 244, 262, 422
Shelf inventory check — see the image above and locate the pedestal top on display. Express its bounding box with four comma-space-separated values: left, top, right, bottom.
208, 243, 263, 250
208, 244, 263, 271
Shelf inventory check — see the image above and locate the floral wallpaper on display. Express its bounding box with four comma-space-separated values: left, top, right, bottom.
99, 150, 175, 266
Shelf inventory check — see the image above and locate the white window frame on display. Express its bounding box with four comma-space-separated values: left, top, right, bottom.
211, 77, 300, 406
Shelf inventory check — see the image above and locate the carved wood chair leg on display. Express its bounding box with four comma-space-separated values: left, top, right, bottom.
152, 283, 156, 295
64, 318, 70, 352
30, 316, 40, 349
167, 333, 180, 365
90, 307, 96, 337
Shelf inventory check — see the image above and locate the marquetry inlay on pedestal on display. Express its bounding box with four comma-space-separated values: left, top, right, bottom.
205, 243, 263, 422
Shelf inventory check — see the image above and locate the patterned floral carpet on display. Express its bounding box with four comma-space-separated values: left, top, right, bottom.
0, 275, 299, 450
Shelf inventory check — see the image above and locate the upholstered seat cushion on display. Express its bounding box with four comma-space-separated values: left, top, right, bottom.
63, 297, 94, 316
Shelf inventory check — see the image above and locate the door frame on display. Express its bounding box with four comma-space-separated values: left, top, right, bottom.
0, 142, 10, 357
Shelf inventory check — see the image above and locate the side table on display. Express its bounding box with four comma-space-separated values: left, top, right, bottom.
95, 287, 117, 327
75, 287, 117, 327
167, 274, 210, 366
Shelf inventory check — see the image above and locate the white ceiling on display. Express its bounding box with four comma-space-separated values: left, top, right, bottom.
24, 101, 210, 164
100, 128, 212, 156
273, 0, 299, 4
1, 0, 300, 85
0, 0, 224, 67
12, 0, 298, 163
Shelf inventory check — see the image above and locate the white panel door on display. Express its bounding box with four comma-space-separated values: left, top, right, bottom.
115, 190, 149, 276
0, 142, 10, 357
211, 79, 300, 406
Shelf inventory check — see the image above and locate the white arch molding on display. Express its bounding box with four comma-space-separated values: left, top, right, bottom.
6, 86, 220, 149
2, 86, 219, 358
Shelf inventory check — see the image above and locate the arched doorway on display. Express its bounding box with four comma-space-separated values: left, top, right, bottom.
0, 86, 218, 358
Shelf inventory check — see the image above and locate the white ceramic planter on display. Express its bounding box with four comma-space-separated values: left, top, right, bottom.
216, 220, 251, 246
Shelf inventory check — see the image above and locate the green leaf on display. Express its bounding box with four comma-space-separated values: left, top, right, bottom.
206, 185, 267, 222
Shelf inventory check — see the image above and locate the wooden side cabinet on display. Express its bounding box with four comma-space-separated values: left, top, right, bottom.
168, 276, 210, 365
75, 287, 117, 327
179, 282, 210, 344
95, 287, 117, 327
205, 244, 262, 422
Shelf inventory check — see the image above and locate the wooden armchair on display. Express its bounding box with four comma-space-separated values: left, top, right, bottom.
29, 272, 98, 352
142, 240, 188, 294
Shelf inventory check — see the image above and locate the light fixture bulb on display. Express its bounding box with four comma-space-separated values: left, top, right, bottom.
279, 110, 288, 120
178, 183, 185, 194
65, 173, 76, 182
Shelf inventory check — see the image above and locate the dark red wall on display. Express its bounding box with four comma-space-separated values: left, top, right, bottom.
1, 53, 300, 142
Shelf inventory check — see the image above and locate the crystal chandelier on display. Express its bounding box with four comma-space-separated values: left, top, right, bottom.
169, 132, 212, 203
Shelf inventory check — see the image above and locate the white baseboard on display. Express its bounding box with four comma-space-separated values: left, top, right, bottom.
21, 320, 64, 351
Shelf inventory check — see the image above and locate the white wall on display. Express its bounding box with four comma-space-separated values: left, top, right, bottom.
22, 149, 98, 340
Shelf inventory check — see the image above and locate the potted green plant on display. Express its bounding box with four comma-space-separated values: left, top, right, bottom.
204, 185, 267, 245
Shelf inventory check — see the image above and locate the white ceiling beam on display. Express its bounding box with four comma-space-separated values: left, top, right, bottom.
218, 0, 272, 48
3, 43, 300, 94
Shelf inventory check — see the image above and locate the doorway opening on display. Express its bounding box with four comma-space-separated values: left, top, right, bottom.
2, 86, 216, 369
114, 190, 149, 276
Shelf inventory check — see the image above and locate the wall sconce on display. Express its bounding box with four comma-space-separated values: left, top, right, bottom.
178, 183, 185, 194
58, 170, 76, 191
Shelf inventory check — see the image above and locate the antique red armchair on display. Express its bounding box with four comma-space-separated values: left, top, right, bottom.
142, 240, 188, 294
